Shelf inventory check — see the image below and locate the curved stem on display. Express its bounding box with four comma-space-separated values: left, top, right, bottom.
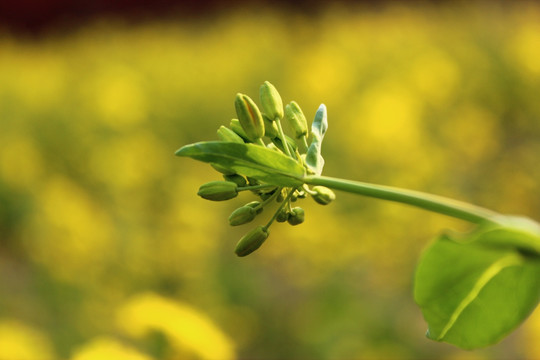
304, 175, 500, 224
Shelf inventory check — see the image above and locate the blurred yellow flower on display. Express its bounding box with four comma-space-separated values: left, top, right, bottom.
23, 175, 114, 282
0, 319, 55, 360
508, 21, 540, 77
116, 293, 235, 360
85, 65, 148, 128
0, 134, 43, 189
71, 336, 152, 360
523, 306, 540, 359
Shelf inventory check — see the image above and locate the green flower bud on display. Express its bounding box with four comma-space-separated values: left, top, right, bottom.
259, 81, 284, 121
229, 206, 257, 226
247, 177, 260, 186
230, 119, 250, 141
235, 93, 265, 142
276, 208, 289, 223
276, 189, 285, 203
311, 186, 336, 205
263, 115, 279, 139
197, 181, 238, 201
287, 207, 305, 225
235, 226, 269, 257
284, 101, 308, 139
260, 191, 274, 201
211, 163, 236, 175
217, 125, 245, 143
223, 174, 247, 187
246, 201, 263, 214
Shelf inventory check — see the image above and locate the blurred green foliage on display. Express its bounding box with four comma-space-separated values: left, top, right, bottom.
1, 3, 540, 359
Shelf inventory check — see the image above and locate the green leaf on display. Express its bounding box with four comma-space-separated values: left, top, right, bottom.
474, 215, 540, 256
175, 141, 305, 187
311, 103, 328, 139
414, 226, 540, 349
305, 104, 328, 175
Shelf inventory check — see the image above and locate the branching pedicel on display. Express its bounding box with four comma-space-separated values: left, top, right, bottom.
176, 82, 540, 350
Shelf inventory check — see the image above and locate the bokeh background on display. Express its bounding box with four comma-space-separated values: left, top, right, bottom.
1, 1, 540, 359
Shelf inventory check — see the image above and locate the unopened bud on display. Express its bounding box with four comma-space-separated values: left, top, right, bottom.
285, 101, 308, 138
229, 206, 257, 226
287, 207, 305, 225
197, 181, 238, 201
263, 115, 279, 138
235, 226, 269, 257
223, 174, 247, 187
235, 93, 265, 142
259, 81, 284, 121
217, 125, 245, 143
276, 208, 289, 223
311, 186, 336, 205
230, 119, 250, 141
276, 189, 285, 203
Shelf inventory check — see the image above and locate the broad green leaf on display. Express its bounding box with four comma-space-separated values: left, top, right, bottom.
175, 141, 305, 187
414, 228, 540, 349
473, 216, 540, 256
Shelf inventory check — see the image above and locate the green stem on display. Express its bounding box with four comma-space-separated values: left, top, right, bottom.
304, 175, 499, 224
275, 119, 292, 158
265, 187, 297, 229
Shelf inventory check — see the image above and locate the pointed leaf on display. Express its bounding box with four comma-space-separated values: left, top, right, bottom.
305, 104, 328, 175
176, 141, 305, 187
311, 104, 328, 139
415, 228, 540, 349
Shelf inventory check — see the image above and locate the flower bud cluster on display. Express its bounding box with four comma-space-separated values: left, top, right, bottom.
193, 81, 335, 256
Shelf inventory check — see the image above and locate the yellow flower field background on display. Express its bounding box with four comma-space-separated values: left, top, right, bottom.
1, 3, 540, 359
